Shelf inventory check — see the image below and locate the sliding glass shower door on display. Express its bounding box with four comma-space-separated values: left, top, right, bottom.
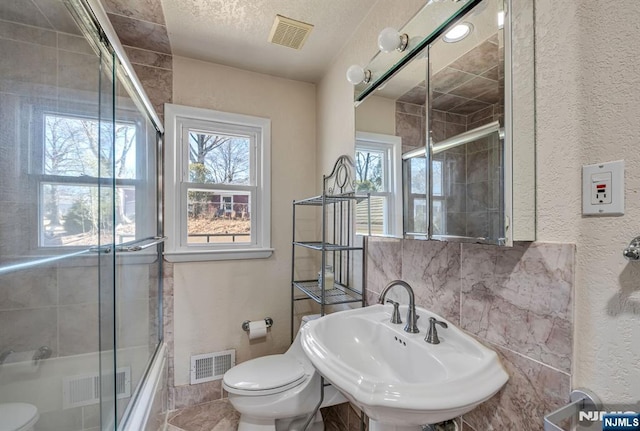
0, 0, 163, 429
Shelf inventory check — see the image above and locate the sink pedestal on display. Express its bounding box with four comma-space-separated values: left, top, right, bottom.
369, 419, 422, 431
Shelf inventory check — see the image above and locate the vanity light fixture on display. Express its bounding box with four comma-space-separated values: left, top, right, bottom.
346, 65, 372, 85
443, 22, 473, 43
377, 27, 409, 53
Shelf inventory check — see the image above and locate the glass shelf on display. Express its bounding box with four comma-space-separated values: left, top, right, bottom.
293, 280, 363, 305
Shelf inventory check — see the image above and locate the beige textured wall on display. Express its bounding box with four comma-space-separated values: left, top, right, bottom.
354, 95, 396, 136
318, 0, 640, 407
315, 0, 426, 186
535, 0, 640, 402
171, 56, 317, 386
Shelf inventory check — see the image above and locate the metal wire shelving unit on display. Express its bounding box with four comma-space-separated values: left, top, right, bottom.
290, 156, 370, 342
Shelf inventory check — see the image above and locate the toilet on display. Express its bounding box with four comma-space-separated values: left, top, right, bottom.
223, 315, 346, 431
0, 403, 39, 431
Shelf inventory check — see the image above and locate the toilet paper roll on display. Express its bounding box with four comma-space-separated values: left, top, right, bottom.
248, 320, 268, 340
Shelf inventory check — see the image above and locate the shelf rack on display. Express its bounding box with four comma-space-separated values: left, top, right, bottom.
290, 155, 370, 342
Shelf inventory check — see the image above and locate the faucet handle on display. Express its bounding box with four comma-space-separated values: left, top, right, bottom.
425, 317, 448, 344
386, 299, 402, 324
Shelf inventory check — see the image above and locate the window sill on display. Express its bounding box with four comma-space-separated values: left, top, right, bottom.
163, 248, 274, 263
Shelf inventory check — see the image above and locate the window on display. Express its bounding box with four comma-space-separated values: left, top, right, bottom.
35, 111, 151, 248
431, 159, 445, 235
164, 104, 271, 261
403, 156, 445, 236
405, 156, 428, 235
355, 132, 402, 236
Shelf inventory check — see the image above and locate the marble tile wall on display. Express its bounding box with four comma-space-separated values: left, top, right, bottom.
0, 14, 161, 357
365, 237, 574, 430
396, 100, 426, 154
322, 402, 369, 431
101, 0, 173, 120
0, 259, 158, 357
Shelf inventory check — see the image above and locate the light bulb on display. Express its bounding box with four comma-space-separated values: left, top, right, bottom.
346, 65, 371, 85
378, 27, 409, 53
498, 11, 505, 29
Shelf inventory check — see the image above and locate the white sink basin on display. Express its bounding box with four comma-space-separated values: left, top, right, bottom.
300, 304, 508, 428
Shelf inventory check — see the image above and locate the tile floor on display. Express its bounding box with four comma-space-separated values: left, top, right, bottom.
166, 399, 239, 431
164, 399, 349, 431
163, 400, 470, 431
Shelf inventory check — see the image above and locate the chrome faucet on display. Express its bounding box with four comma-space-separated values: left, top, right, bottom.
378, 280, 419, 333
425, 317, 448, 344
385, 299, 402, 324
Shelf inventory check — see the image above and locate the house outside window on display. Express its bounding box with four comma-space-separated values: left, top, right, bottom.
164, 104, 271, 261
355, 132, 402, 236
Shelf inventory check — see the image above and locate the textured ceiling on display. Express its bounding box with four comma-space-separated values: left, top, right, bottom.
160, 0, 378, 83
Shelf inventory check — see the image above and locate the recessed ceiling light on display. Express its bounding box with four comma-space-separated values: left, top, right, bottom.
443, 23, 473, 43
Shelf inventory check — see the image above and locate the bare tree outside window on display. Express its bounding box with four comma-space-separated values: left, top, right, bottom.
186, 131, 252, 243
355, 150, 383, 192
41, 114, 138, 246
188, 132, 250, 184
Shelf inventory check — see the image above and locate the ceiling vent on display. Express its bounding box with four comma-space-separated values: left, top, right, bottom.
268, 14, 314, 50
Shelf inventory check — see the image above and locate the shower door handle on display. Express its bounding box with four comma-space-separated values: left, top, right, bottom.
117, 236, 167, 252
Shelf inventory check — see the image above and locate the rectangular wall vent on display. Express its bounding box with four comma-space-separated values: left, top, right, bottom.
63, 367, 131, 409
190, 350, 235, 384
268, 14, 313, 50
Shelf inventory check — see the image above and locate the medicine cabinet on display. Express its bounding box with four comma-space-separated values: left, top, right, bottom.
353, 0, 535, 245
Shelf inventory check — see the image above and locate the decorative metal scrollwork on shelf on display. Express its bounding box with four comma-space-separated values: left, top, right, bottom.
323, 155, 357, 195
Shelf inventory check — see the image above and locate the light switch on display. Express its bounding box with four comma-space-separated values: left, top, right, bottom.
582, 160, 624, 216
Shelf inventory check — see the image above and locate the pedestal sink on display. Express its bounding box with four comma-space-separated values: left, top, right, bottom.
300, 304, 508, 430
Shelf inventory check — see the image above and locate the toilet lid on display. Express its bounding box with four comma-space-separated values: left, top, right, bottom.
223, 354, 306, 395
0, 403, 39, 431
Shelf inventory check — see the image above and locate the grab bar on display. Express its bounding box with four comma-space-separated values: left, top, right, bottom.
90, 236, 166, 254
544, 389, 601, 431
117, 236, 167, 252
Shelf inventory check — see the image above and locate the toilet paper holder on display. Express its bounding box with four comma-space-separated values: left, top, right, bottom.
242, 317, 273, 332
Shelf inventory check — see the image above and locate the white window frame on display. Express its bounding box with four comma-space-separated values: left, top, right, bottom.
355, 131, 402, 237
164, 104, 272, 262
32, 106, 155, 252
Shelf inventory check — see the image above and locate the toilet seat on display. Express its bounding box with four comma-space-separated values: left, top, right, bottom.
0, 403, 39, 431
223, 354, 306, 396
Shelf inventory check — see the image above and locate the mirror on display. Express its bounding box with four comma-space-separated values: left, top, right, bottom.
354, 0, 535, 245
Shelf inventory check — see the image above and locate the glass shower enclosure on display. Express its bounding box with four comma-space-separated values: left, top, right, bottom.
0, 0, 164, 430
